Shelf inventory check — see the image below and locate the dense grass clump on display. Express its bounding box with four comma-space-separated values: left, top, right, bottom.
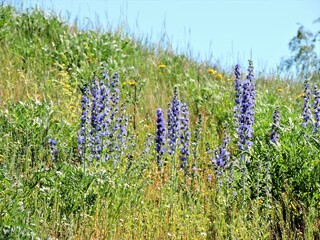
0, 4, 319, 239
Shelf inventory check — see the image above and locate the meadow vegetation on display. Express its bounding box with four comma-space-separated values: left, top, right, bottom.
0, 3, 319, 239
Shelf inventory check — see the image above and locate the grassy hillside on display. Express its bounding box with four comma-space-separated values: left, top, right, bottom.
0, 4, 319, 239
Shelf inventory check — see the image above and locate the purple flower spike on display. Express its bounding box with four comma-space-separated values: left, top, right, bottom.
312, 85, 320, 132
302, 80, 312, 128
48, 138, 58, 162
270, 107, 281, 143
180, 102, 190, 169
167, 87, 180, 155
156, 108, 166, 166
212, 132, 231, 177
234, 64, 242, 131
236, 60, 256, 152
78, 88, 91, 159
77, 69, 129, 165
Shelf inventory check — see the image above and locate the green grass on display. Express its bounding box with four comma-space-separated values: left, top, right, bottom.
0, 3, 319, 239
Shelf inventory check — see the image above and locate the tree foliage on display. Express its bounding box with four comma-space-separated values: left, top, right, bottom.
281, 18, 320, 79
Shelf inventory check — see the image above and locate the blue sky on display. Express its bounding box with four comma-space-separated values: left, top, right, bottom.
11, 0, 320, 73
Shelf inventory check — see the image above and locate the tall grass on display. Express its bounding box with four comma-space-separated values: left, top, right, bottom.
0, 3, 319, 239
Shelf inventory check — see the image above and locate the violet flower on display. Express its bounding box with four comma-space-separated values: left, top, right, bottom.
90, 76, 103, 161
270, 107, 281, 143
234, 64, 242, 126
302, 80, 312, 128
143, 133, 153, 155
78, 87, 91, 159
156, 108, 166, 166
313, 85, 320, 132
167, 87, 180, 155
212, 133, 231, 177
48, 138, 58, 162
180, 102, 190, 169
77, 69, 127, 165
237, 60, 255, 151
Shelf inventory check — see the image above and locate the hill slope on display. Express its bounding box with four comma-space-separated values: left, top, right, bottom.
0, 4, 319, 239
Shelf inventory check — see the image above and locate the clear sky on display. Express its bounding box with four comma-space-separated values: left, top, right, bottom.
9, 0, 320, 73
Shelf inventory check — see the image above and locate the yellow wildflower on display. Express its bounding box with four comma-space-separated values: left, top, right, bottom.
208, 69, 215, 74
64, 84, 71, 89
158, 64, 166, 69
128, 81, 137, 86
257, 199, 264, 204
215, 74, 223, 79
277, 88, 283, 92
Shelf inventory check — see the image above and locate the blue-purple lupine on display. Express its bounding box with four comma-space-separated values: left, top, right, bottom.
212, 133, 231, 177
156, 108, 166, 166
143, 133, 153, 155
234, 64, 242, 126
97, 71, 114, 162
110, 72, 120, 109
113, 113, 128, 162
118, 114, 128, 145
247, 60, 256, 128
302, 80, 312, 128
167, 88, 181, 155
77, 69, 129, 165
180, 102, 190, 169
313, 85, 320, 132
78, 87, 91, 159
247, 60, 256, 102
270, 107, 281, 143
48, 138, 58, 162
90, 76, 104, 161
100, 72, 112, 138
237, 60, 255, 151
